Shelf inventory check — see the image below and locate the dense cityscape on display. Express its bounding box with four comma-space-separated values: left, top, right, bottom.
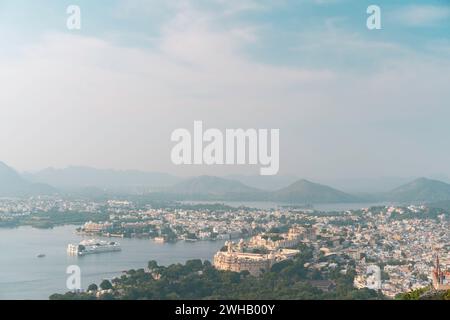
1, 196, 449, 299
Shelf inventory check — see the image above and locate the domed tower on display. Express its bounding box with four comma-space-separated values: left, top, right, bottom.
226, 241, 233, 253
433, 252, 443, 287
238, 239, 245, 252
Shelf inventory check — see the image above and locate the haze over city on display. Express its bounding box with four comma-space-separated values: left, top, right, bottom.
1, 1, 450, 306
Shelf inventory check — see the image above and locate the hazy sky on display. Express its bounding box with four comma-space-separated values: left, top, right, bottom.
0, 0, 449, 180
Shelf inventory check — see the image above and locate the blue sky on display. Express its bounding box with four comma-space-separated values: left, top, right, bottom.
2, 0, 450, 66
0, 0, 449, 184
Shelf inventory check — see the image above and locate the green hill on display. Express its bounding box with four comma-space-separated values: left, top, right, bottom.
272, 179, 359, 203
389, 177, 450, 202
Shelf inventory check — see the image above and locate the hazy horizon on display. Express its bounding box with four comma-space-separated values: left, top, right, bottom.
1, 159, 450, 193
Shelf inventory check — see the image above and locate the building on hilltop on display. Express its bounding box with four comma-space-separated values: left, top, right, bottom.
247, 226, 304, 250
213, 238, 300, 276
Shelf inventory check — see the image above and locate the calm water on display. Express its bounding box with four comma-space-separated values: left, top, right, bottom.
0, 225, 223, 300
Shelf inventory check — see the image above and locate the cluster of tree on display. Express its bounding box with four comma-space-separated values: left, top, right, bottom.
50, 246, 381, 300
170, 203, 248, 212
396, 286, 450, 300
0, 211, 109, 229
389, 207, 447, 221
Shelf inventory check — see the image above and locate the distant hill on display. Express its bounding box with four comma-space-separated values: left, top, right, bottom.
164, 176, 365, 203
12, 160, 450, 204
25, 166, 180, 191
225, 174, 298, 191
272, 179, 359, 203
321, 176, 415, 193
0, 161, 56, 196
388, 177, 450, 202
167, 175, 261, 196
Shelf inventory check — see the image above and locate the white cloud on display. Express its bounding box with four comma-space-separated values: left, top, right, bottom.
1, 2, 450, 179
214, 0, 272, 15
392, 5, 450, 26
313, 0, 341, 4
0, 7, 332, 174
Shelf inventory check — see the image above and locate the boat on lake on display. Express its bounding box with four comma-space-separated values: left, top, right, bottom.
67, 239, 121, 256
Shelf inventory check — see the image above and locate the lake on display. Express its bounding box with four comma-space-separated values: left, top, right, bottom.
0, 225, 224, 300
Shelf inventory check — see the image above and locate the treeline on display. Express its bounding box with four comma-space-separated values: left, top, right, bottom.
396, 287, 450, 300
0, 211, 109, 229
50, 247, 381, 300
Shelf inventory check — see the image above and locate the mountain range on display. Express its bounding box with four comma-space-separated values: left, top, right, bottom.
3, 161, 450, 204
23, 166, 179, 191
0, 162, 56, 197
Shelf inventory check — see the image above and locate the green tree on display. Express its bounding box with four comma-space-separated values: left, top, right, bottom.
100, 279, 113, 290
87, 283, 98, 291
185, 259, 203, 272
148, 260, 158, 271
